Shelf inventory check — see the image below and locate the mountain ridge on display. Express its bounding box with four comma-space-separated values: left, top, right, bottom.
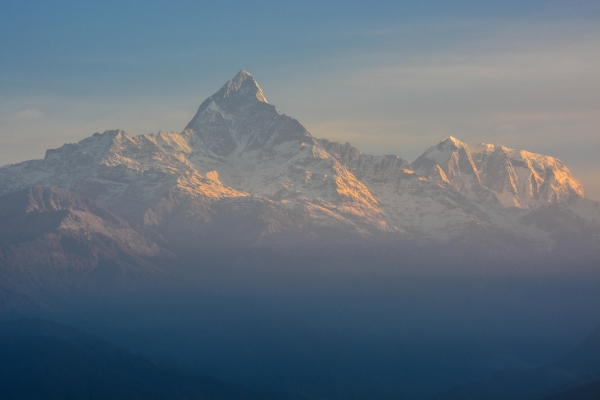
0, 70, 598, 255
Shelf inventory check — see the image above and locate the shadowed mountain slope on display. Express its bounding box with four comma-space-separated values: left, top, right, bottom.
0, 187, 172, 316
0, 318, 291, 400
430, 324, 600, 400
540, 379, 600, 400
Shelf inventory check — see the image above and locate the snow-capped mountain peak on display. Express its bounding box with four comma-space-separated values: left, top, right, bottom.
185, 70, 267, 131
440, 136, 464, 148
230, 69, 268, 103
414, 137, 471, 171
413, 137, 585, 208
183, 70, 309, 159
211, 68, 268, 104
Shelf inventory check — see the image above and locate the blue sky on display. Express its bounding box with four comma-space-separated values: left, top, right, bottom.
1, 0, 599, 199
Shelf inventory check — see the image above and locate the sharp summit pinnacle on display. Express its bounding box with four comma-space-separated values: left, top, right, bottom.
185, 70, 268, 132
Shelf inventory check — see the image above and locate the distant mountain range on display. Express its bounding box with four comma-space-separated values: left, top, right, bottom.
1, 70, 598, 257
0, 70, 599, 310
1, 70, 599, 400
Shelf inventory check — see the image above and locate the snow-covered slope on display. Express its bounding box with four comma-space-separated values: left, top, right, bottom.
0, 70, 598, 252
413, 136, 585, 208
